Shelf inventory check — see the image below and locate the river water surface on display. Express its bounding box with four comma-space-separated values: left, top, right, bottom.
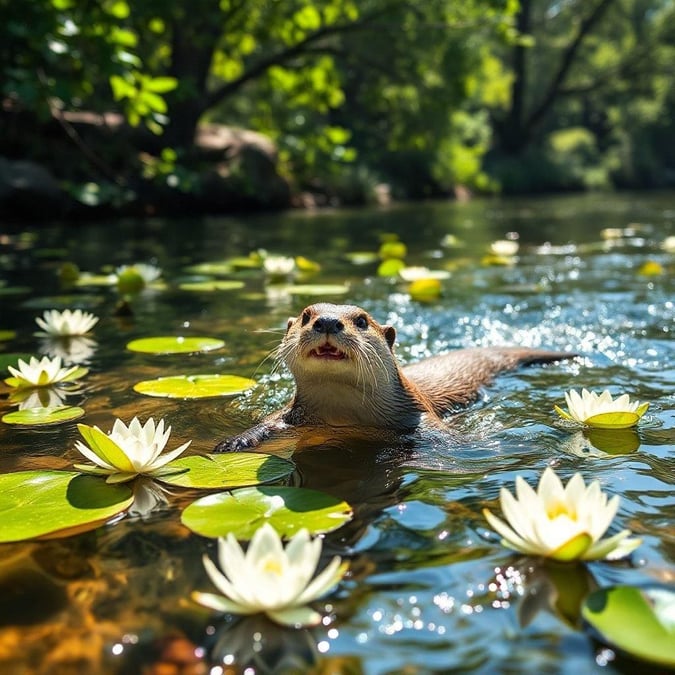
0, 192, 673, 674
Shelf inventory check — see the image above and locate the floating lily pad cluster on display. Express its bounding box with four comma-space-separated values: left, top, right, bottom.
0, 411, 353, 555
478, 386, 666, 664
177, 249, 347, 298
0, 297, 355, 632
0, 305, 353, 553
359, 233, 520, 302
125, 336, 256, 398
0, 409, 353, 627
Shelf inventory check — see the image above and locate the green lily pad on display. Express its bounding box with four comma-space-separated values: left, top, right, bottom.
285, 284, 350, 296
345, 251, 379, 265
178, 280, 245, 292
377, 259, 406, 277
74, 274, 116, 287
0, 471, 133, 543
157, 453, 294, 489
0, 330, 16, 342
227, 255, 263, 270
2, 406, 86, 426
0, 286, 31, 297
582, 585, 675, 667
183, 261, 234, 276
133, 374, 255, 398
181, 486, 353, 540
585, 411, 642, 429
126, 336, 225, 355
20, 294, 104, 309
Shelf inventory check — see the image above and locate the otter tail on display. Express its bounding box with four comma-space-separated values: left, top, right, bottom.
401, 347, 575, 415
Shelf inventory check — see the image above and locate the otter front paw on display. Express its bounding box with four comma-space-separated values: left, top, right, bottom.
214, 434, 255, 453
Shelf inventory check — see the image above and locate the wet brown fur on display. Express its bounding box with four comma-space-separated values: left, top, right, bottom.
215, 303, 574, 451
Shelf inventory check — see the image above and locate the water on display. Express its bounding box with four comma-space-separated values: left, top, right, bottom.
0, 192, 673, 674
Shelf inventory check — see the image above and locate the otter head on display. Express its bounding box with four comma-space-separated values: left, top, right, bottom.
278, 304, 406, 425
281, 303, 396, 371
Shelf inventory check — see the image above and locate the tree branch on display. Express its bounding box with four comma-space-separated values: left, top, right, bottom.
526, 0, 616, 130
204, 4, 405, 110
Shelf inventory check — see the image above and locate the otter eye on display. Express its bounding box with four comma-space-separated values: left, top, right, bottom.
354, 315, 368, 330
301, 311, 311, 326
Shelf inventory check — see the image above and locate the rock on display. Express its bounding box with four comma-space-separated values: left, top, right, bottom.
197, 128, 290, 210
0, 157, 66, 221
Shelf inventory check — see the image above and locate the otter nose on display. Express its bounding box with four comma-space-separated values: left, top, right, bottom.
312, 316, 344, 334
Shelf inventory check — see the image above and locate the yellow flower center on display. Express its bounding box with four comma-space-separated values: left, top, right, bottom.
547, 501, 576, 521
261, 557, 283, 576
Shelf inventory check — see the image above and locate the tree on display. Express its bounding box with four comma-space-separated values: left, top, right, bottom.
491, 0, 618, 155
482, 0, 675, 191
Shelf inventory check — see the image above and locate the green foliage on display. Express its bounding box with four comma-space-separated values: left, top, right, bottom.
1, 0, 672, 203
110, 72, 177, 132
487, 0, 675, 192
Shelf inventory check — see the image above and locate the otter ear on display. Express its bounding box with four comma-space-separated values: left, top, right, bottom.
383, 326, 396, 350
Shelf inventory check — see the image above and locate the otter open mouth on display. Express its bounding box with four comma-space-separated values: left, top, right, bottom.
309, 344, 346, 360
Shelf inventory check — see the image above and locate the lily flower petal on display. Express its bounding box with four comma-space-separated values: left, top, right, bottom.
267, 606, 322, 628
191, 591, 253, 616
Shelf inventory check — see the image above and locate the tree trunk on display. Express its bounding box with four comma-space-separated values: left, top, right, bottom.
162, 0, 222, 148
494, 0, 532, 154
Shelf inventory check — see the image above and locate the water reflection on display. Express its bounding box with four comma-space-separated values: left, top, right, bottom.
514, 560, 599, 629
39, 336, 98, 365
12, 385, 68, 410
128, 478, 171, 519
559, 430, 641, 458
207, 614, 322, 673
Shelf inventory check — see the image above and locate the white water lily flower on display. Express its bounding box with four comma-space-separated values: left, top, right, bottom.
398, 266, 451, 282
73, 416, 191, 484
35, 309, 99, 336
5, 355, 86, 388
660, 235, 675, 253
490, 239, 519, 257
263, 255, 296, 278
555, 388, 649, 429
116, 263, 162, 284
193, 523, 349, 627
483, 467, 641, 562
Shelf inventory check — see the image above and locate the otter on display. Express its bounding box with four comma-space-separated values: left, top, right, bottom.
215, 303, 574, 452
